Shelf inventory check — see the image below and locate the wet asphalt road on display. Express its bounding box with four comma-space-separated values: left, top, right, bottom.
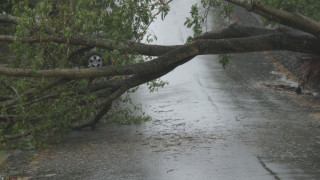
3, 0, 320, 179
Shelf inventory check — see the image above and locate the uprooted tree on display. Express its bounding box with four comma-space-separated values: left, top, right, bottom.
0, 0, 319, 148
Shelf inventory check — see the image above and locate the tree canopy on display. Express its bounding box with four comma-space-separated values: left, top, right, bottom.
0, 0, 319, 148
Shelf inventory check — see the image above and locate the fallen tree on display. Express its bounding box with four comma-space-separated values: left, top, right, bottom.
0, 0, 319, 148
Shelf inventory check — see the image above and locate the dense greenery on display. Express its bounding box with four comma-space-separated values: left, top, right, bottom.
0, 0, 169, 148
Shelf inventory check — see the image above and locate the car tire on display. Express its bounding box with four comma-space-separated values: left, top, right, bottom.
87, 52, 103, 68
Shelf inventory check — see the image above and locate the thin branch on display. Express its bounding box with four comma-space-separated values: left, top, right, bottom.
0, 78, 70, 108
0, 96, 14, 102
7, 85, 19, 97
0, 13, 18, 24
24, 78, 70, 97
71, 103, 112, 130
1, 132, 31, 143
2, 82, 19, 98
3, 78, 122, 109
136, 0, 173, 40
67, 46, 93, 62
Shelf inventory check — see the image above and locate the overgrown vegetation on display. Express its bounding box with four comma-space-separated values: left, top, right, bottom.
0, 0, 320, 148
0, 0, 170, 148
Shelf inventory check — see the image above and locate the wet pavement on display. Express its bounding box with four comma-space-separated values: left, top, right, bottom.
2, 0, 320, 179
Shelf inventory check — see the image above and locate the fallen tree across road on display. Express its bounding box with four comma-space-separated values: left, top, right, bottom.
0, 0, 319, 148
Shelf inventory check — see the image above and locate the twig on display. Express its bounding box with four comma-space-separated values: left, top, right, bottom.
136, 0, 173, 40
1, 132, 31, 143
71, 103, 112, 130
7, 85, 19, 97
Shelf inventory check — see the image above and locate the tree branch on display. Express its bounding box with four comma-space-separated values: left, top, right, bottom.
225, 0, 320, 38
194, 23, 275, 39
0, 78, 71, 108
1, 132, 31, 143
0, 34, 181, 57
71, 103, 112, 130
0, 13, 18, 24
72, 55, 195, 130
1, 78, 123, 109
0, 25, 319, 79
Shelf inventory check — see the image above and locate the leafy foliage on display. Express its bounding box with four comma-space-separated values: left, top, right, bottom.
184, 0, 234, 65
10, 0, 152, 68
185, 4, 203, 42
1, 0, 320, 149
0, 0, 14, 13
218, 54, 232, 69
0, 0, 170, 148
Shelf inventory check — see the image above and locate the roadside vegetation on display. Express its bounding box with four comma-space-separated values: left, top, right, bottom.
0, 0, 319, 149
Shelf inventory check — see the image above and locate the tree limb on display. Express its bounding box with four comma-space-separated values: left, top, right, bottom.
1, 78, 123, 109
0, 25, 319, 79
72, 55, 195, 130
0, 34, 181, 57
1, 132, 31, 143
0, 78, 71, 108
71, 103, 112, 130
194, 23, 275, 39
0, 13, 18, 24
225, 0, 320, 38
